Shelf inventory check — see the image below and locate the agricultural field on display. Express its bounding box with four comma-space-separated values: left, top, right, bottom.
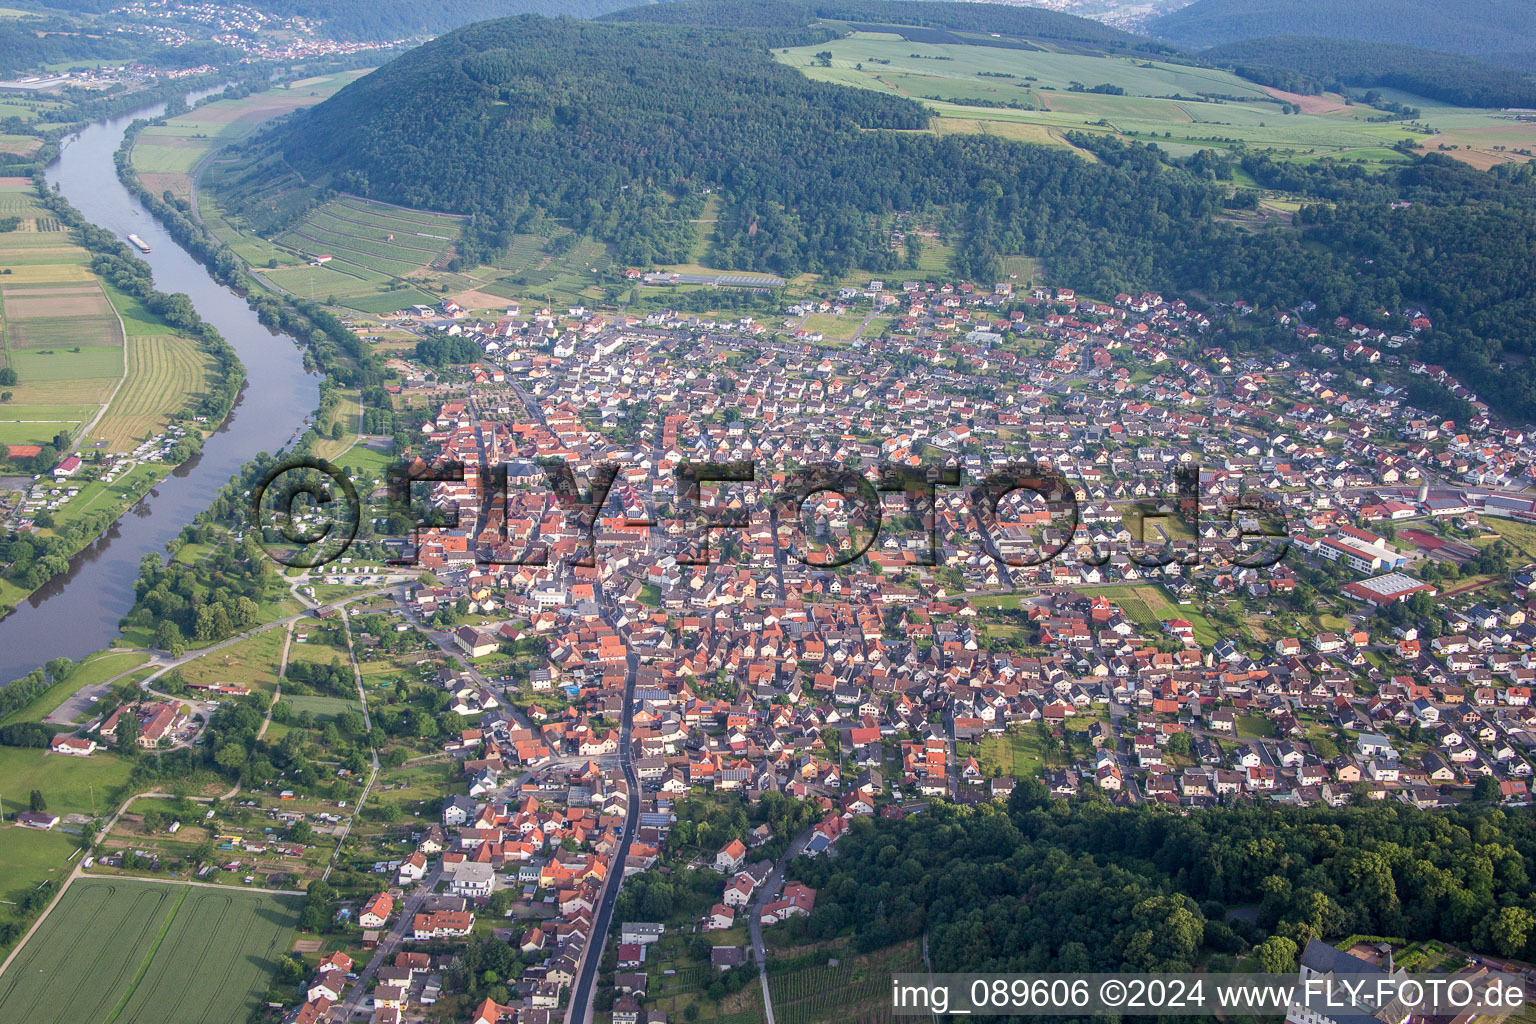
0, 184, 125, 446
1396, 93, 1536, 169
126, 71, 466, 319
92, 333, 214, 451
0, 178, 218, 456
475, 227, 615, 307
768, 940, 923, 1024
261, 260, 420, 305
130, 69, 372, 199
0, 93, 66, 127
776, 33, 1536, 167
0, 879, 301, 1024
276, 197, 460, 278
0, 134, 39, 156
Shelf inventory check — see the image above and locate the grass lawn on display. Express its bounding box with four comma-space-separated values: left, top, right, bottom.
334, 441, 398, 476
0, 746, 133, 818
313, 388, 361, 461
1236, 714, 1278, 740
376, 760, 453, 806
799, 313, 864, 341
0, 826, 79, 939
977, 730, 1045, 779
982, 621, 1032, 641
281, 694, 362, 721
173, 629, 287, 693
970, 593, 1028, 609
0, 878, 301, 1024
1482, 517, 1536, 561
1308, 732, 1340, 759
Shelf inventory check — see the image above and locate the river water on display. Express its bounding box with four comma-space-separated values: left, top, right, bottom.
0, 91, 318, 683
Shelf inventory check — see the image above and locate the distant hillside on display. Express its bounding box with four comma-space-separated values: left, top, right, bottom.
1150, 0, 1536, 72
1204, 36, 1536, 109
0, 17, 234, 77
266, 1, 643, 40
244, 12, 1229, 286
44, 0, 639, 40
226, 8, 1536, 423
607, 0, 1170, 51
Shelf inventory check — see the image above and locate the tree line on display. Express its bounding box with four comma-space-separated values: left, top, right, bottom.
1204, 35, 1536, 109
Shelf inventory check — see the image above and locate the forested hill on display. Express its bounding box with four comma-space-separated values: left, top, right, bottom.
1202, 36, 1536, 110
248, 6, 1536, 422
1149, 0, 1536, 73
603, 0, 1167, 51
259, 11, 1221, 283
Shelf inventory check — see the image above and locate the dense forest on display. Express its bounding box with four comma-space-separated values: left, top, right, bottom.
1204, 36, 1536, 110
1149, 0, 1536, 72
125, 537, 279, 655
793, 791, 1536, 975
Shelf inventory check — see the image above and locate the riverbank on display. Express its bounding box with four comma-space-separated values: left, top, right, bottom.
0, 88, 319, 685
0, 176, 240, 618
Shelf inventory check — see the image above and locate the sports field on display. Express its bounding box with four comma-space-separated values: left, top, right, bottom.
0, 745, 133, 818
0, 879, 302, 1024
777, 33, 1536, 167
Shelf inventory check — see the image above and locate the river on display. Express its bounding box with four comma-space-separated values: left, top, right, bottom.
0, 90, 319, 684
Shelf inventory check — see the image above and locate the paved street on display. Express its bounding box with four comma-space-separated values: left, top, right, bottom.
337, 866, 444, 1019
749, 827, 815, 1024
